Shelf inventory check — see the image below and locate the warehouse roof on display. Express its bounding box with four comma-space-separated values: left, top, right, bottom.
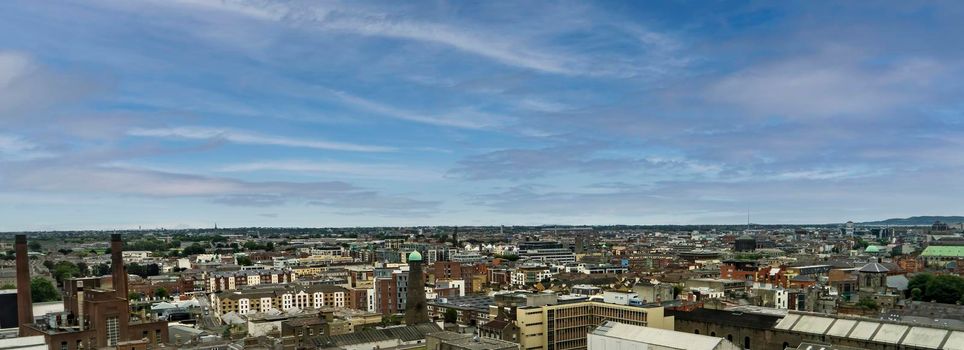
775, 311, 961, 349
590, 321, 733, 350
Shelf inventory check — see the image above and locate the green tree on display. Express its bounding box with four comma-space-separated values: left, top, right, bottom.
182, 243, 206, 256
857, 298, 879, 310
381, 314, 402, 326
129, 292, 142, 301
1, 283, 15, 289
924, 275, 964, 304
28, 242, 42, 252
242, 241, 263, 251
155, 287, 169, 299
76, 262, 89, 276
493, 254, 520, 261
126, 263, 161, 278
92, 263, 111, 276
443, 308, 458, 324
31, 278, 60, 302
911, 288, 923, 301
50, 261, 81, 285
236, 256, 253, 266
908, 274, 934, 294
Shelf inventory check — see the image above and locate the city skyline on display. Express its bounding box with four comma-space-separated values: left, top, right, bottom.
1, 1, 963, 230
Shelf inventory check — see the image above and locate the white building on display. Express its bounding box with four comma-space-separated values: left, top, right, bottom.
122, 251, 152, 263
436, 279, 466, 297
601, 291, 643, 306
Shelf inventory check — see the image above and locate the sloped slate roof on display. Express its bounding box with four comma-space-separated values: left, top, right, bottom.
668, 308, 781, 330
309, 323, 441, 347
859, 262, 889, 273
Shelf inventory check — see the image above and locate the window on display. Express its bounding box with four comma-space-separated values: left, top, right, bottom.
744, 336, 750, 350
60, 342, 67, 350
694, 329, 699, 334
106, 316, 120, 346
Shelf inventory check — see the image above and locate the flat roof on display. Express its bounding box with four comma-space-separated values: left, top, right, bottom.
943, 331, 964, 350
0, 336, 46, 350
792, 315, 834, 335
901, 327, 948, 349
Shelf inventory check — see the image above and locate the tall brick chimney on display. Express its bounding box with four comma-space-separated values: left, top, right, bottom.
15, 234, 33, 335
111, 234, 128, 299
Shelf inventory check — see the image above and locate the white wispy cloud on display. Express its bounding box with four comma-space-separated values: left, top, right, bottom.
218, 159, 442, 180
0, 50, 93, 116
127, 126, 395, 152
126, 1, 684, 77
329, 90, 506, 129
0, 134, 55, 160
163, 0, 576, 74
0, 51, 33, 87
705, 50, 945, 118
0, 161, 440, 213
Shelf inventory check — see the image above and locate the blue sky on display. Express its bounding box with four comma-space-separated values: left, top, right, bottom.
1, 1, 962, 230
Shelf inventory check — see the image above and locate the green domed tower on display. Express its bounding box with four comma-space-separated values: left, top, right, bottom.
404, 250, 429, 324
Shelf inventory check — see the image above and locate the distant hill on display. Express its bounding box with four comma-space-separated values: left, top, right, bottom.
859, 216, 964, 226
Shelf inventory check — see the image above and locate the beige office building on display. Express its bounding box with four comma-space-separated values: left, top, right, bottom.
515, 300, 674, 350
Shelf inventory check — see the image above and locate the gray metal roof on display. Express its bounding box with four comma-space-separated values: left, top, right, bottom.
858, 262, 889, 273
776, 311, 960, 349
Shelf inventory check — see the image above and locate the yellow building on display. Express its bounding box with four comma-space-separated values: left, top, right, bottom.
515, 301, 674, 350
292, 266, 324, 278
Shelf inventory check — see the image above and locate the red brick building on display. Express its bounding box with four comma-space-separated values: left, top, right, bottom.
16, 234, 168, 350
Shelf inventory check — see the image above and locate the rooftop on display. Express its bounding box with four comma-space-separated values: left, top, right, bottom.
775, 311, 964, 348
667, 308, 782, 330
859, 262, 889, 273
428, 331, 519, 350
921, 245, 964, 257
309, 323, 441, 348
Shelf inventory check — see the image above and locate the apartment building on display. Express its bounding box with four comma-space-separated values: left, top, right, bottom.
511, 265, 554, 286
212, 285, 348, 315
206, 268, 296, 292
